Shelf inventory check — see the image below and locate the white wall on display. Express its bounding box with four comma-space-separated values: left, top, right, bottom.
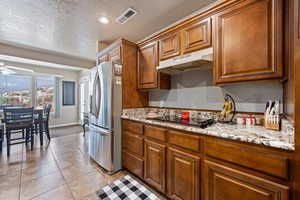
149, 65, 283, 113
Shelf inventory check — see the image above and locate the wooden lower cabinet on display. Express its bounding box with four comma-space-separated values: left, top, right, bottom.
167, 147, 200, 200
123, 131, 144, 156
122, 151, 144, 179
204, 160, 289, 200
144, 140, 166, 193
122, 120, 292, 200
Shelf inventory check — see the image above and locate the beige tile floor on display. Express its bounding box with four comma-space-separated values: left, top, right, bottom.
0, 133, 126, 200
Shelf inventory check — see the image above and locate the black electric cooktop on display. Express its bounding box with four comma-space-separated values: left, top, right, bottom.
149, 116, 215, 129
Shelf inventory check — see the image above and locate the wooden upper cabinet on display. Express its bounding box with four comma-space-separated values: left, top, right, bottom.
108, 46, 121, 62
159, 32, 181, 60
167, 147, 200, 200
137, 41, 170, 90
137, 41, 159, 89
181, 17, 212, 54
98, 54, 108, 63
204, 160, 289, 200
144, 140, 166, 193
213, 0, 283, 84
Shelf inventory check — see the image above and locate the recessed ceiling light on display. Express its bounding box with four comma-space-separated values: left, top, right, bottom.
98, 16, 109, 24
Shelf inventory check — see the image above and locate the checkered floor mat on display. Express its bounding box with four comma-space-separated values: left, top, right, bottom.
97, 175, 160, 200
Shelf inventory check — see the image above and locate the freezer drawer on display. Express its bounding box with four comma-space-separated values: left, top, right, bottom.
88, 125, 113, 172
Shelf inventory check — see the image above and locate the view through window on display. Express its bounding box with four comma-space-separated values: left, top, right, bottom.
0, 74, 32, 107
0, 74, 56, 111
36, 76, 55, 111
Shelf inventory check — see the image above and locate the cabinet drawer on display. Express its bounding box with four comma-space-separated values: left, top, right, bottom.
168, 130, 201, 152
204, 160, 289, 200
205, 140, 289, 179
123, 151, 144, 179
144, 125, 167, 142
123, 132, 144, 156
123, 120, 143, 135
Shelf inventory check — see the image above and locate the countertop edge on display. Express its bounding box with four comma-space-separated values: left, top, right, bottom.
121, 116, 295, 151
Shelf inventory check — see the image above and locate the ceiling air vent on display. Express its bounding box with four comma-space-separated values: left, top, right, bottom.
116, 8, 138, 24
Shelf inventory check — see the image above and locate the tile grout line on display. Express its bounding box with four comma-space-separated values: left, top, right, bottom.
21, 140, 69, 200
49, 142, 77, 200
25, 141, 73, 200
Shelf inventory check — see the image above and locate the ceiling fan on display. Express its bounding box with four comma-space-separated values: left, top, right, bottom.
0, 62, 34, 75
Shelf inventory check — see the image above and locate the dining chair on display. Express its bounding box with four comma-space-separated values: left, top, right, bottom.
0, 126, 3, 152
82, 112, 89, 136
4, 107, 34, 156
43, 104, 52, 141
34, 109, 44, 145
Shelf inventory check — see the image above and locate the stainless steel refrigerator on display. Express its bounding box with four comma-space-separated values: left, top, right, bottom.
88, 61, 122, 173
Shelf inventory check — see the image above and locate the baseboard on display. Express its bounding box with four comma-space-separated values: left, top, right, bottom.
50, 122, 81, 129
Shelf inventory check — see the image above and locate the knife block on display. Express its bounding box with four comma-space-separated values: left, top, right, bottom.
264, 114, 281, 131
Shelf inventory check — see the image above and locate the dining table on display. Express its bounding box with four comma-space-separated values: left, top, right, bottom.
0, 107, 45, 152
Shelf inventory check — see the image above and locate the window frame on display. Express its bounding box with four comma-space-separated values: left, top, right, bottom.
0, 73, 60, 117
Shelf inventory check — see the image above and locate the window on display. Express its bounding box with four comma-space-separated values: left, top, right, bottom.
62, 81, 75, 106
0, 74, 32, 107
36, 76, 55, 110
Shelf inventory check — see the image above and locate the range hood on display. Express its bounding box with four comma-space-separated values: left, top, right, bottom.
157, 47, 213, 74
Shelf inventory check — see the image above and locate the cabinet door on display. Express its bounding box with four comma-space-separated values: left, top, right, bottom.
204, 160, 289, 200
167, 147, 200, 200
159, 32, 181, 60
122, 151, 144, 179
144, 140, 166, 193
123, 131, 144, 157
214, 0, 283, 83
137, 41, 158, 89
181, 17, 212, 54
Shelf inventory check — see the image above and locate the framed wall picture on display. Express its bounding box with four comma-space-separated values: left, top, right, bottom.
62, 81, 75, 106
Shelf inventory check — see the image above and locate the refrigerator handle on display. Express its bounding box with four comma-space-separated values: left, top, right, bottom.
90, 124, 111, 135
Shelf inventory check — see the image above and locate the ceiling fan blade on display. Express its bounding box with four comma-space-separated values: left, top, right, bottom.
6, 66, 34, 73
0, 67, 16, 75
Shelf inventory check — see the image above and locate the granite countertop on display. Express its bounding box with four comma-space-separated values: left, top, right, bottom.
121, 109, 295, 151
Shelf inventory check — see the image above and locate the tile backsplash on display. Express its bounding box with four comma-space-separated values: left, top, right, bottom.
149, 66, 283, 113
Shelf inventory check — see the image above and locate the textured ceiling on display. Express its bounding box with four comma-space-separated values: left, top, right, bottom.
0, 0, 216, 60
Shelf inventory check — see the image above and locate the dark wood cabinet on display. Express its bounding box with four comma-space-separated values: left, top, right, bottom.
97, 39, 148, 108
144, 125, 167, 142
159, 32, 181, 60
98, 54, 108, 63
144, 140, 166, 193
108, 46, 121, 62
205, 139, 289, 179
137, 41, 159, 89
123, 131, 144, 157
204, 160, 289, 200
137, 41, 170, 90
181, 17, 212, 54
122, 119, 293, 200
213, 0, 284, 83
123, 151, 144, 179
167, 147, 200, 200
